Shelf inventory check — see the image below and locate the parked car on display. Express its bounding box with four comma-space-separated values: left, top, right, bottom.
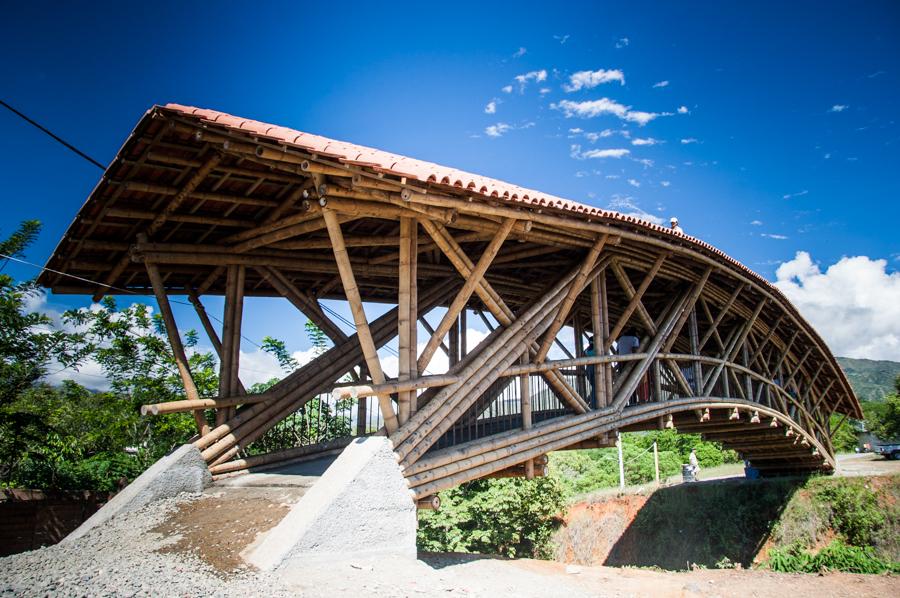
874, 443, 900, 460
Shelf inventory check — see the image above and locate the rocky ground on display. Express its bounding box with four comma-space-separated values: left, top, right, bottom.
1, 488, 898, 597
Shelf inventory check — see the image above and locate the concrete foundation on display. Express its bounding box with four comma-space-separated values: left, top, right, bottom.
62, 444, 211, 544
247, 436, 416, 570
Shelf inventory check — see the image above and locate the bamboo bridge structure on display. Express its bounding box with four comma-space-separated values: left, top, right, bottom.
40, 104, 861, 503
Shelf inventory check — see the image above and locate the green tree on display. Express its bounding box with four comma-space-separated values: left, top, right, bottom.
863, 377, 900, 440
0, 221, 80, 482
417, 477, 566, 559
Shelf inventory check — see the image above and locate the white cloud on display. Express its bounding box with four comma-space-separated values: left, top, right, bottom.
750, 219, 763, 226
624, 111, 661, 125
761, 233, 789, 240
830, 104, 848, 113
660, 180, 671, 187
652, 80, 669, 88
513, 47, 527, 58
539, 87, 551, 95
568, 127, 584, 134
484, 100, 497, 114
615, 37, 630, 48
501, 85, 513, 94
677, 106, 689, 114
485, 123, 512, 137
783, 190, 809, 199
514, 69, 548, 91
774, 252, 900, 360
627, 178, 641, 188
554, 34, 570, 45
606, 194, 663, 225
570, 144, 631, 159
634, 158, 654, 168
631, 137, 661, 146
680, 137, 699, 144
551, 98, 665, 126
563, 69, 625, 92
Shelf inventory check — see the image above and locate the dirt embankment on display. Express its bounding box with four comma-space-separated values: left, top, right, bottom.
554, 473, 900, 570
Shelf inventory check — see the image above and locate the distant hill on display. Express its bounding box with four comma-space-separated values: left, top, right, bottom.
836, 357, 900, 403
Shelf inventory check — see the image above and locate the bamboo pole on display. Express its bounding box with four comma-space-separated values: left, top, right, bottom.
187, 291, 247, 396
395, 270, 587, 463
590, 275, 604, 409
226, 265, 245, 421
256, 267, 348, 343
322, 208, 399, 434
520, 352, 534, 479
409, 221, 419, 414
398, 217, 413, 425
142, 392, 273, 415
145, 259, 208, 435
604, 254, 667, 350
536, 234, 608, 361
421, 219, 589, 413
417, 218, 515, 371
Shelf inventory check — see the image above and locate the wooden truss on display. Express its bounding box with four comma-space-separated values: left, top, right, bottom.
39, 106, 861, 496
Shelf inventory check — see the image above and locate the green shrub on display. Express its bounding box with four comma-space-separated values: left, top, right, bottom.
417, 476, 566, 559
816, 479, 885, 546
767, 540, 900, 574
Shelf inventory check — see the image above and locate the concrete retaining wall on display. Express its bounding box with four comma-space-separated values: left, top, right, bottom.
247, 436, 416, 569
62, 444, 211, 544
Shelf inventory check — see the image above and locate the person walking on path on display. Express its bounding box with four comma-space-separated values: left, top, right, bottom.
689, 448, 701, 481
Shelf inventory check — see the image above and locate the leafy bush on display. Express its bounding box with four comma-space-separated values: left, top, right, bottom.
417, 477, 566, 559
767, 540, 900, 574
816, 479, 885, 546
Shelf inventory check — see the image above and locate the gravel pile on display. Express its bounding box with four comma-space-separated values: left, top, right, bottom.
0, 494, 294, 597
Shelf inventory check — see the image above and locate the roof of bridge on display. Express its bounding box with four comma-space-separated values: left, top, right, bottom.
36, 104, 862, 420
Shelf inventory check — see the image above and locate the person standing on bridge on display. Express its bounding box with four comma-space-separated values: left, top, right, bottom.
585, 336, 596, 408
670, 216, 684, 234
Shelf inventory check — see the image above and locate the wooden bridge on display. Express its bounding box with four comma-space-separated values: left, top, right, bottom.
40, 104, 861, 502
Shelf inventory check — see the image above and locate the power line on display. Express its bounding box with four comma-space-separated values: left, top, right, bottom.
0, 99, 105, 170
0, 251, 261, 349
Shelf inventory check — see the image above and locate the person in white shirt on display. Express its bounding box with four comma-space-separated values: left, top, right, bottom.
689, 449, 700, 480
670, 216, 684, 234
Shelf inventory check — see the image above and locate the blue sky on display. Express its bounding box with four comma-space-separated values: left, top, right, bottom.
2, 1, 899, 375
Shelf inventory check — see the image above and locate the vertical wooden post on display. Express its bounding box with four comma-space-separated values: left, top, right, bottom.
188, 291, 245, 396
590, 276, 604, 410
617, 431, 625, 489
145, 260, 208, 435
226, 265, 245, 421
448, 318, 459, 367
599, 271, 613, 406
742, 341, 753, 400
398, 217, 413, 424
217, 265, 236, 426
459, 309, 467, 360
409, 220, 419, 415
356, 362, 369, 435
653, 441, 660, 486
322, 208, 399, 433
689, 308, 702, 395
519, 352, 534, 479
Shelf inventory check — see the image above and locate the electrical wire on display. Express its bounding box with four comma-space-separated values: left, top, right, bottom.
0, 99, 105, 170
